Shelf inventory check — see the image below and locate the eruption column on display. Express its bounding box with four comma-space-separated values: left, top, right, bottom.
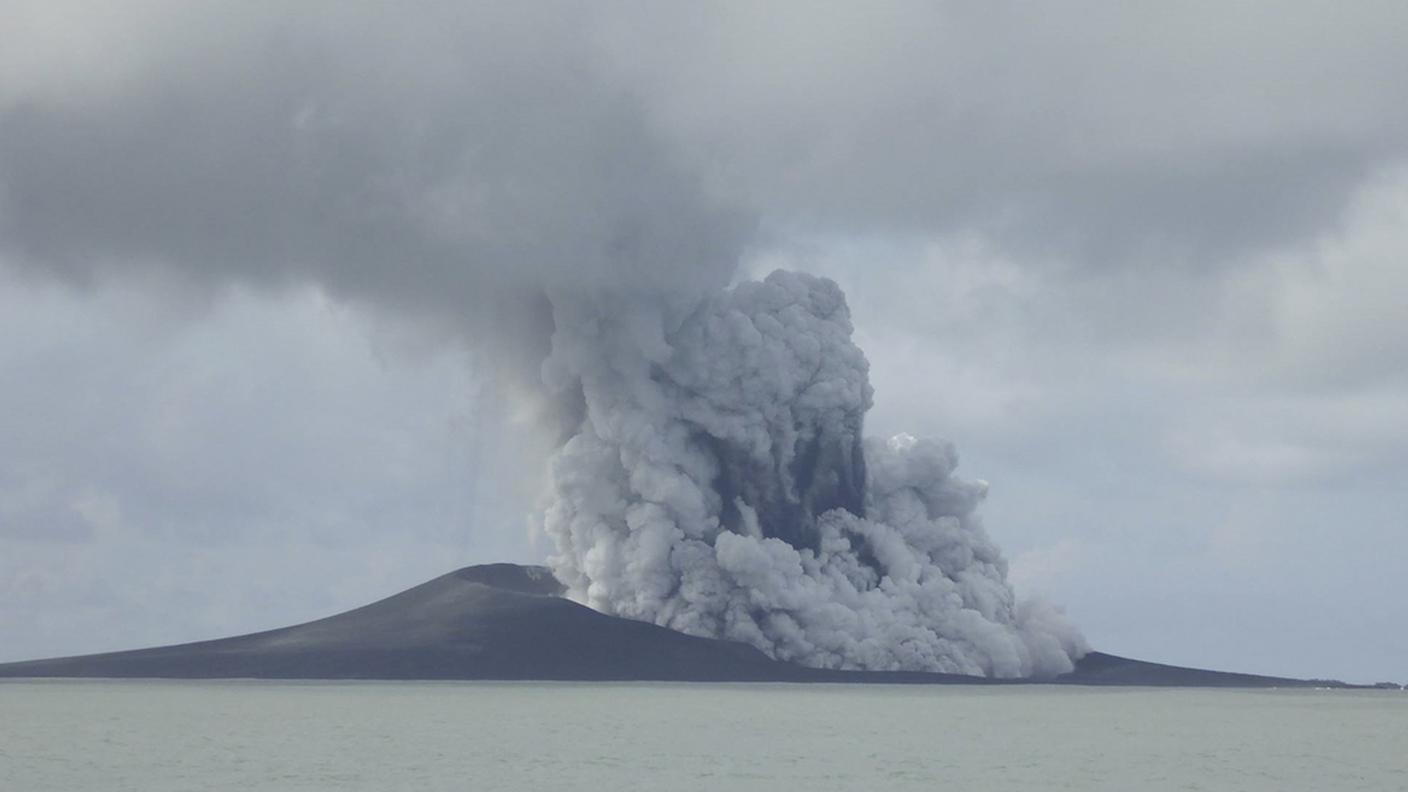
542, 270, 1085, 677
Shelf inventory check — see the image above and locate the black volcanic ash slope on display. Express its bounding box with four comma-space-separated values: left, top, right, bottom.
0, 564, 1376, 687
0, 565, 794, 682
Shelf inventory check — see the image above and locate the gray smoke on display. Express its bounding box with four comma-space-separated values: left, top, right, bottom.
542, 271, 1084, 676
0, 1, 1088, 677
0, 1, 749, 393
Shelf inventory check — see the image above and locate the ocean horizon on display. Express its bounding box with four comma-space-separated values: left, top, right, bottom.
4, 679, 1403, 791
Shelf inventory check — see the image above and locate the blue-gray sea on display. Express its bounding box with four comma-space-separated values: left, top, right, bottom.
2, 680, 1403, 791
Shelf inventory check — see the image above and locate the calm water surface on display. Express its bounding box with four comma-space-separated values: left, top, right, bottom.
2, 680, 1404, 791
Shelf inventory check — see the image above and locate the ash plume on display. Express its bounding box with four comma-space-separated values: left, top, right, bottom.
0, 2, 1086, 677
542, 271, 1084, 676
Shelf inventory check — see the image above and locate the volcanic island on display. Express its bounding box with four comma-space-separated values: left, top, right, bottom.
1, 563, 1391, 688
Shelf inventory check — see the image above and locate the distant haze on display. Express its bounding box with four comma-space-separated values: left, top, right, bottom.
1, 2, 1406, 682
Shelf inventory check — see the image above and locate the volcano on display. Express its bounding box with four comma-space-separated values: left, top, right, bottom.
0, 564, 1380, 687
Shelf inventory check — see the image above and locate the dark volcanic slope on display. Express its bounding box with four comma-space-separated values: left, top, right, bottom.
0, 565, 793, 682
0, 564, 1372, 687
1059, 651, 1345, 688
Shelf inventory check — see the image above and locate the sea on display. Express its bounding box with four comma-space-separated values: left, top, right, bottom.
2, 680, 1403, 791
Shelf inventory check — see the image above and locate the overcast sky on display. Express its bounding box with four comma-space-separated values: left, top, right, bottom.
2, 1, 1406, 682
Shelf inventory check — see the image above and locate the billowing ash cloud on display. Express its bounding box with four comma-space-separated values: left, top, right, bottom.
542, 271, 1084, 676
0, 2, 1091, 676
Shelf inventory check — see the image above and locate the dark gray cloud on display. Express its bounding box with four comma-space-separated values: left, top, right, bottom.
6, 2, 1408, 294
608, 1, 1408, 263
0, 1, 751, 390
